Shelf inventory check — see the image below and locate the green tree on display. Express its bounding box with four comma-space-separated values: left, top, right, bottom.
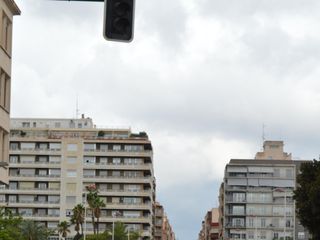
20, 220, 52, 240
0, 207, 23, 240
57, 221, 70, 240
71, 204, 85, 236
294, 159, 320, 239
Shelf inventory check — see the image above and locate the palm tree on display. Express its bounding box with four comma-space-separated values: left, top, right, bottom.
93, 198, 106, 234
105, 222, 140, 240
57, 221, 70, 240
20, 220, 51, 240
71, 204, 85, 236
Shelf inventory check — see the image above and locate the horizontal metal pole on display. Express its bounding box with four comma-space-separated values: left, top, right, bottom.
50, 0, 104, 2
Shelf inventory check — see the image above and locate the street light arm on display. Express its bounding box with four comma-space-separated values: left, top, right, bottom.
49, 0, 104, 2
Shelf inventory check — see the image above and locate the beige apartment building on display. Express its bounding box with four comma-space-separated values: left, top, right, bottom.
0, 0, 20, 184
0, 117, 155, 239
222, 141, 310, 240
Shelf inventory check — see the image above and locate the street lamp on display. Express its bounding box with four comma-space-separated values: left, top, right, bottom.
83, 192, 87, 240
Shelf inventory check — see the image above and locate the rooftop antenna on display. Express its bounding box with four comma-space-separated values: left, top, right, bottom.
76, 94, 80, 119
262, 123, 266, 150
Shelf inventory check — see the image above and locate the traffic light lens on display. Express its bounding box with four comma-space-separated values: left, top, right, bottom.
114, 2, 130, 16
113, 18, 130, 34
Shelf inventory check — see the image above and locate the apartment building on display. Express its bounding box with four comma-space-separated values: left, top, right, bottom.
0, 117, 155, 239
198, 208, 219, 240
0, 0, 20, 184
222, 141, 309, 240
154, 202, 175, 240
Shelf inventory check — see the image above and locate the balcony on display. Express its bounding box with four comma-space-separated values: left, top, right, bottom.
106, 202, 152, 211
98, 189, 152, 197
23, 215, 60, 221
83, 149, 152, 158
10, 148, 62, 155
0, 188, 60, 195
7, 200, 60, 207
225, 210, 245, 216
10, 174, 61, 181
10, 161, 61, 168
97, 215, 152, 224
83, 175, 153, 184
83, 163, 152, 171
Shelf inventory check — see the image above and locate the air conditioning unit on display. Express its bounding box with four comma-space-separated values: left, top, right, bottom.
66, 210, 73, 217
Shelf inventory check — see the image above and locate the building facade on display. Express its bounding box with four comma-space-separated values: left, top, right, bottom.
223, 141, 308, 240
0, 0, 20, 184
198, 208, 219, 240
0, 117, 155, 239
154, 202, 175, 240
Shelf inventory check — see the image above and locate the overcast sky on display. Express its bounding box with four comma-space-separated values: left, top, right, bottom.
11, 0, 320, 239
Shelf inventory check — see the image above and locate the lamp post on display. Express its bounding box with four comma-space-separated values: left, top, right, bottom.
83, 192, 87, 240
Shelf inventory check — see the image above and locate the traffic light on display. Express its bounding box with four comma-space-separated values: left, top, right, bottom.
104, 0, 135, 42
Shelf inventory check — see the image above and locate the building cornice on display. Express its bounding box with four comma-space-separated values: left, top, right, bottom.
4, 0, 21, 15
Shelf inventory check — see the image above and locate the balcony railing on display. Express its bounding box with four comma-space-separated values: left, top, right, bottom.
10, 161, 61, 165
10, 174, 61, 178
83, 175, 150, 179
10, 148, 61, 152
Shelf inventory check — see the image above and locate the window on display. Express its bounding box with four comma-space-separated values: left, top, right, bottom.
67, 144, 77, 151
9, 156, 18, 163
10, 142, 19, 150
286, 169, 293, 178
248, 231, 254, 239
48, 196, 60, 203
54, 122, 61, 128
233, 193, 246, 202
112, 158, 121, 165
66, 196, 76, 204
49, 169, 60, 176
248, 218, 254, 227
84, 143, 95, 151
1, 11, 12, 53
67, 157, 77, 164
67, 170, 77, 177
9, 182, 17, 190
113, 145, 121, 151
22, 122, 30, 128
298, 232, 305, 239
49, 143, 61, 150
84, 156, 95, 164
21, 142, 35, 149
260, 231, 266, 239
261, 218, 266, 227
48, 209, 60, 217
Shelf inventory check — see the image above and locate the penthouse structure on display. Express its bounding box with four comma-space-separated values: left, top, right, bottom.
222, 141, 310, 240
0, 0, 20, 184
0, 116, 155, 239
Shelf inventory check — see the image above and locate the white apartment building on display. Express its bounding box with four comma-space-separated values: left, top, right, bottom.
0, 0, 20, 184
0, 117, 155, 240
223, 141, 309, 240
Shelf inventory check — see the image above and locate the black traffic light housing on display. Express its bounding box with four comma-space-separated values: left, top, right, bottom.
104, 0, 135, 42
